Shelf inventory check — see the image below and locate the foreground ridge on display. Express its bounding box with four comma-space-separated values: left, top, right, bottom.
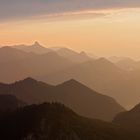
0, 103, 138, 140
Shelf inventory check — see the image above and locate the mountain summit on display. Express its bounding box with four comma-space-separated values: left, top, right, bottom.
12, 42, 51, 54
33, 41, 42, 47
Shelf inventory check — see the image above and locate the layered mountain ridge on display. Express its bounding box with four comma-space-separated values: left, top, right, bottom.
0, 77, 125, 121
0, 103, 137, 140
1, 43, 140, 109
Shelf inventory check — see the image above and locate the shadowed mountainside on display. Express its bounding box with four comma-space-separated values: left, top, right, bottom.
38, 57, 140, 109
113, 103, 140, 132
0, 103, 138, 140
0, 94, 25, 116
0, 78, 125, 121
38, 58, 130, 106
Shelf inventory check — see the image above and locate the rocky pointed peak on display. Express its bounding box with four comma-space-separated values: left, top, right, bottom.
80, 51, 87, 56
32, 41, 43, 48
79, 51, 90, 59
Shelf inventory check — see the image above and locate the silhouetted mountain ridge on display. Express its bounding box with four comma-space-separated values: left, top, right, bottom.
1, 44, 140, 109
0, 78, 125, 121
113, 102, 140, 132
0, 103, 137, 140
50, 47, 91, 63
40, 57, 129, 106
12, 41, 52, 54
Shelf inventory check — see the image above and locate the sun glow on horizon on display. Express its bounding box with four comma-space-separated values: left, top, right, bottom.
1, 8, 140, 58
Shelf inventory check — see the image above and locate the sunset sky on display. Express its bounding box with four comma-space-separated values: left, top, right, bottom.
1, 0, 140, 58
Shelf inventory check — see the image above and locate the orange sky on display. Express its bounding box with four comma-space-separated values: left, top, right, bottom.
1, 8, 140, 58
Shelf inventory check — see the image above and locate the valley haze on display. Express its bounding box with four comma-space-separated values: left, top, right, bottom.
1, 1, 140, 139
0, 42, 140, 109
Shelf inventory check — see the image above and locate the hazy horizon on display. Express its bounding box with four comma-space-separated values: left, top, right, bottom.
1, 41, 140, 60
2, 1, 140, 139
0, 1, 140, 59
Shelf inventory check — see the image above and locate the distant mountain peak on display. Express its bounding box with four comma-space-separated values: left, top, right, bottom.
64, 79, 79, 84
59, 79, 86, 88
17, 77, 37, 84
32, 41, 43, 48
10, 42, 51, 54
80, 51, 87, 56
34, 41, 40, 45
97, 57, 109, 62
95, 57, 114, 65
